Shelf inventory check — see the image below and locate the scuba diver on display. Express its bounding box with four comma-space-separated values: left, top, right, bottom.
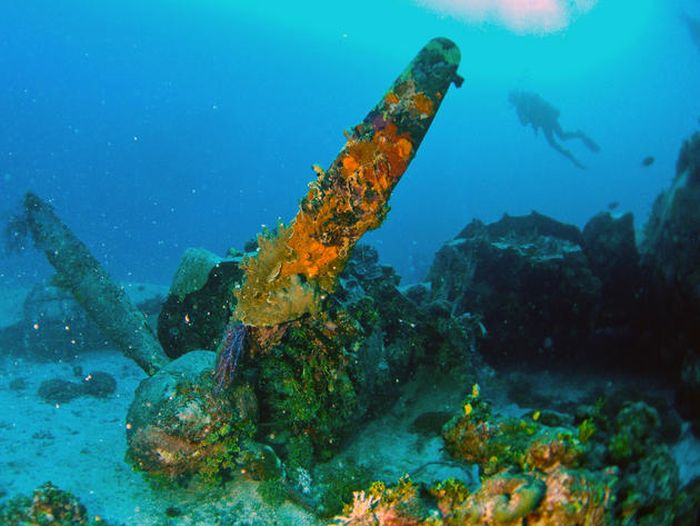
509, 90, 600, 169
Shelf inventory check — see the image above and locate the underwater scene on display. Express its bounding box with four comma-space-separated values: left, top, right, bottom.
3, 0, 700, 524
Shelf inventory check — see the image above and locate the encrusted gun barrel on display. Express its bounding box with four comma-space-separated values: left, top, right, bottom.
235, 37, 463, 328
23, 192, 170, 375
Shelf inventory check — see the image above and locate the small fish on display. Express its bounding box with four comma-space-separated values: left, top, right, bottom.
641, 156, 655, 167
266, 261, 282, 283
607, 201, 620, 211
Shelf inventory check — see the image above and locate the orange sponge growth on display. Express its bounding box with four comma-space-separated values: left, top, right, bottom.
235, 38, 462, 328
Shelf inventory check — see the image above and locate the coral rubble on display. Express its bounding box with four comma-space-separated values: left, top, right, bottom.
335, 388, 699, 525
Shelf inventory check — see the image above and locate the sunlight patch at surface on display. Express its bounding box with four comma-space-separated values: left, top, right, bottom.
416, 0, 598, 34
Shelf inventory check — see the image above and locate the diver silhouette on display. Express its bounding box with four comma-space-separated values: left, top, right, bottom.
509, 90, 600, 169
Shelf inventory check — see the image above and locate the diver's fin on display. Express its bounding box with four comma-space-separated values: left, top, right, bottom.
550, 139, 586, 169
566, 151, 586, 169
544, 130, 587, 169
579, 132, 600, 153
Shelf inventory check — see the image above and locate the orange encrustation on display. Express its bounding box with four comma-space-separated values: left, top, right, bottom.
234, 38, 463, 328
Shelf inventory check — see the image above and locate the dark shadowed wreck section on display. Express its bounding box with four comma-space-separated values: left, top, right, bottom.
427, 210, 647, 369
641, 131, 700, 434
424, 130, 700, 434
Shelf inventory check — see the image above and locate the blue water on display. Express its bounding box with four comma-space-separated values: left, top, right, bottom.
1, 0, 699, 285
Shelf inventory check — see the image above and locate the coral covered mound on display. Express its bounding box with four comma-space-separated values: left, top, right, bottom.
333, 386, 700, 526
0, 482, 110, 526
126, 351, 258, 480
234, 38, 462, 329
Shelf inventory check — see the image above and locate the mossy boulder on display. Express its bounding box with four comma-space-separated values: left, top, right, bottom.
608, 401, 661, 465
37, 379, 85, 404
169, 248, 226, 300
80, 371, 117, 397
126, 350, 257, 480
617, 445, 680, 525
256, 312, 363, 462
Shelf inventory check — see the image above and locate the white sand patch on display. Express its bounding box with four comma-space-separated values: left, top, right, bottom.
0, 350, 153, 522
335, 370, 478, 487
415, 0, 598, 33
